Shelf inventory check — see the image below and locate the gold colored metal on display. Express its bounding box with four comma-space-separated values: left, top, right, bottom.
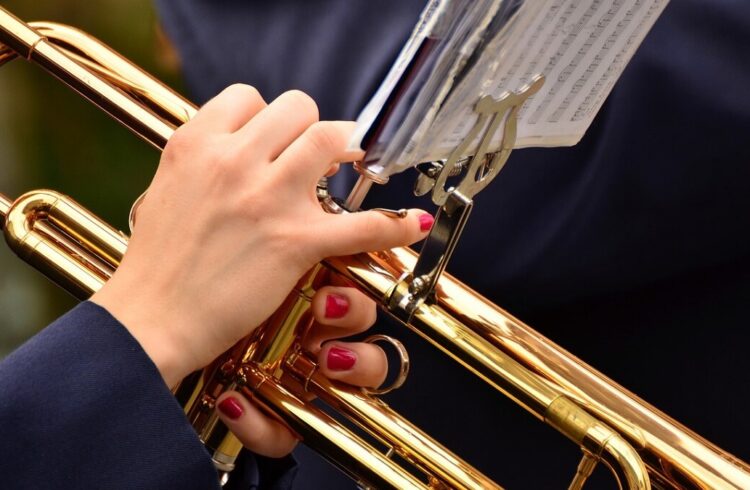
0, 194, 12, 223
1, 6, 748, 490
3, 190, 125, 298
325, 249, 750, 488
239, 366, 428, 490
361, 334, 410, 395
569, 453, 598, 490
0, 8, 194, 151
286, 352, 498, 490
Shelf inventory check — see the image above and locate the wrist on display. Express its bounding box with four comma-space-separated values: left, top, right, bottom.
90, 278, 196, 388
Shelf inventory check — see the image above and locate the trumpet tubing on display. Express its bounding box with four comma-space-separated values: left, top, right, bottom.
1, 6, 749, 489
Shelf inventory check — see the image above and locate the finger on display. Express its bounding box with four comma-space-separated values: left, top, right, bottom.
274, 121, 365, 181
318, 342, 388, 389
304, 286, 376, 352
235, 90, 320, 159
188, 84, 267, 133
324, 163, 340, 177
317, 209, 433, 257
215, 391, 298, 458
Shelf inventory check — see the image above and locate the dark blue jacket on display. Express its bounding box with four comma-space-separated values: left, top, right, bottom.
155, 1, 750, 488
0, 302, 296, 489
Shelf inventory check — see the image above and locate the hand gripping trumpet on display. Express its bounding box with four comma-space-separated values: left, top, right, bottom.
1, 7, 749, 489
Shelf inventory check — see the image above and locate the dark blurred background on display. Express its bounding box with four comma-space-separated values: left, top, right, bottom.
0, 1, 185, 356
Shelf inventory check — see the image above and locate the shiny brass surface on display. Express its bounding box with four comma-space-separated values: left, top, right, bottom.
326, 248, 750, 488
239, 366, 428, 490
1, 6, 748, 489
0, 194, 11, 220
0, 8, 193, 150
287, 352, 499, 489
3, 190, 124, 298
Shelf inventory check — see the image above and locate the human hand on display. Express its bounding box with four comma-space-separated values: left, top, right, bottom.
214, 284, 387, 457
90, 85, 431, 387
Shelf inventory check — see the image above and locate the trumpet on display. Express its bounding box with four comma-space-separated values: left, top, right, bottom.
1, 6, 749, 489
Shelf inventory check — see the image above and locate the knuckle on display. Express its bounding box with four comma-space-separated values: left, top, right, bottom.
224, 83, 262, 102
305, 122, 342, 157
282, 89, 319, 121
164, 126, 196, 159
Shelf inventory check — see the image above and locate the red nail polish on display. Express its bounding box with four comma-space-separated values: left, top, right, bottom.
325, 294, 349, 318
419, 213, 434, 232
218, 397, 243, 420
327, 347, 356, 371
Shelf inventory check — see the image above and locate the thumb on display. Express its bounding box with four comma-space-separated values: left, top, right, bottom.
318, 209, 433, 257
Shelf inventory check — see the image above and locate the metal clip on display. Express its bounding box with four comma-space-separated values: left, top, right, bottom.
390, 77, 545, 316
429, 75, 544, 206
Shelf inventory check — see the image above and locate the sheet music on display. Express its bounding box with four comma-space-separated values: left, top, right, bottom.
423, 0, 667, 160
351, 0, 669, 179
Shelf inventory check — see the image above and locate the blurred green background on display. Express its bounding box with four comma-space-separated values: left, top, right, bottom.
0, 1, 186, 356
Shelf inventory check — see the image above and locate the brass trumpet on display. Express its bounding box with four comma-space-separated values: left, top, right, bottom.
1, 7, 749, 489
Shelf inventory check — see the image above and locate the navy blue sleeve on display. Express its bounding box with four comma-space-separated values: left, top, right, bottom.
0, 301, 221, 490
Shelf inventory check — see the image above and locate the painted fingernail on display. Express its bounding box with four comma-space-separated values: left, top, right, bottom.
325, 294, 349, 318
218, 397, 243, 420
419, 213, 434, 232
327, 347, 356, 371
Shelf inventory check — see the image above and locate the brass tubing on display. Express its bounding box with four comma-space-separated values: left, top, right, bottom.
569, 453, 598, 490
240, 368, 428, 490
43, 194, 127, 267
411, 303, 559, 417
288, 354, 500, 490
0, 22, 195, 127
324, 254, 559, 415
250, 266, 323, 373
427, 254, 750, 488
546, 396, 648, 490
4, 224, 104, 300
0, 8, 177, 149
0, 193, 11, 223
411, 296, 648, 488
30, 22, 197, 126
325, 253, 649, 487
33, 221, 115, 284
3, 190, 115, 298
6, 190, 126, 266
600, 436, 651, 490
326, 247, 750, 488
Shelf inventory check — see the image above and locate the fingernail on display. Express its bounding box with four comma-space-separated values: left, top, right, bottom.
218, 397, 243, 420
327, 347, 356, 371
419, 213, 434, 232
325, 294, 349, 318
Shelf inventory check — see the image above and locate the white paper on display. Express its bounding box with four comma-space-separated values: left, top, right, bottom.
416, 0, 668, 161
352, 0, 669, 180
